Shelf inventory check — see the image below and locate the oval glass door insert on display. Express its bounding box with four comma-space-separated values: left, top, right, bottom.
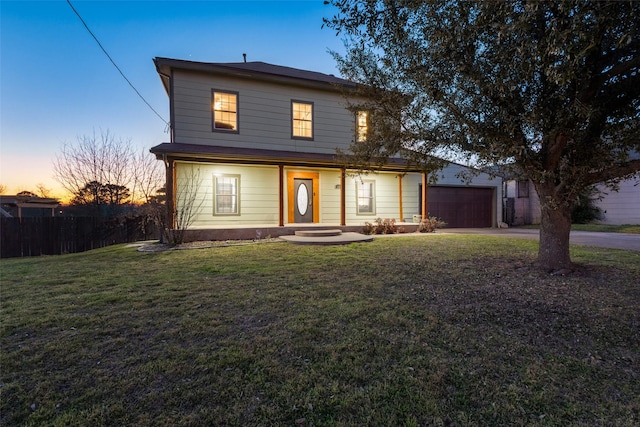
297, 183, 309, 215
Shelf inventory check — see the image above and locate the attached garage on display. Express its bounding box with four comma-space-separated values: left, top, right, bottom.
420, 185, 494, 228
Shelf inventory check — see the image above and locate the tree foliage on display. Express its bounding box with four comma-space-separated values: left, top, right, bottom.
324, 0, 640, 270
69, 181, 131, 215
16, 191, 38, 198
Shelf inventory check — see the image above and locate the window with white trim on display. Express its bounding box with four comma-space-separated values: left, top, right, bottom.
292, 101, 313, 139
214, 175, 240, 215
356, 180, 375, 215
212, 90, 238, 132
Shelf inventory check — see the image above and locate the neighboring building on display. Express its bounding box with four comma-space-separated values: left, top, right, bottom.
502, 177, 640, 226
0, 195, 61, 218
593, 179, 640, 225
502, 179, 541, 226
150, 57, 501, 240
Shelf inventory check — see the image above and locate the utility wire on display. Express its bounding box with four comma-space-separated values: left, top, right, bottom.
66, 0, 169, 128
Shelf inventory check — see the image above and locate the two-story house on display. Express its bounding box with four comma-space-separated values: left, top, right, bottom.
150, 57, 501, 241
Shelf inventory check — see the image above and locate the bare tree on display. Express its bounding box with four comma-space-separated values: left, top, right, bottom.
35, 184, 52, 198
130, 149, 166, 240
0, 184, 7, 195
53, 129, 135, 205
131, 148, 164, 204
53, 129, 165, 215
167, 164, 206, 245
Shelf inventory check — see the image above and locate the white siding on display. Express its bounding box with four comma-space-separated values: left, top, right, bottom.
172, 70, 358, 153
504, 178, 640, 226
177, 163, 424, 228
595, 178, 640, 225
344, 171, 421, 223
317, 169, 341, 223
176, 162, 280, 228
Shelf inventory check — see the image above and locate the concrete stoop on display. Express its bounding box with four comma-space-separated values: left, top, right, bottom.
280, 229, 373, 245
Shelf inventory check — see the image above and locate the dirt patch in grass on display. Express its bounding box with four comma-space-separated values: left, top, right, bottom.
137, 237, 284, 252
1, 235, 639, 426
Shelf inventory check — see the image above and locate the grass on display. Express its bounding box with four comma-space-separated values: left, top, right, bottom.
1, 235, 639, 426
517, 223, 640, 234
570, 224, 640, 234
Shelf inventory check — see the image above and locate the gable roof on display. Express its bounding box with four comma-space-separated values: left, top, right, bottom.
153, 57, 357, 94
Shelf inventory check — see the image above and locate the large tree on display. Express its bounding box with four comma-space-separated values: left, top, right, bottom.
324, 0, 640, 271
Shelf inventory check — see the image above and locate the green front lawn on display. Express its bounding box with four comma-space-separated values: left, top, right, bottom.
2, 236, 639, 426
517, 223, 640, 234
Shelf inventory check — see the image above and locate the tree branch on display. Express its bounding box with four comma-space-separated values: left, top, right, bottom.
585, 159, 640, 185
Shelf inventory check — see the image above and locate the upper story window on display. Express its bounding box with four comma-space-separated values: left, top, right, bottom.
292, 100, 313, 139
212, 90, 238, 132
356, 111, 368, 142
356, 180, 376, 215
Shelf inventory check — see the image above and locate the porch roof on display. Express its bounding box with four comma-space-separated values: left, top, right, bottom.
150, 143, 423, 172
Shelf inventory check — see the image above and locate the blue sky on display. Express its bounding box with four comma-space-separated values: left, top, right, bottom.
0, 0, 346, 197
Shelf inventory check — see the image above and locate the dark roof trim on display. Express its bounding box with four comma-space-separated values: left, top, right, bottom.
153, 57, 358, 94
150, 143, 420, 172
0, 195, 60, 205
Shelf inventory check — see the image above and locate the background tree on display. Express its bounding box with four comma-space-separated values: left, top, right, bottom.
35, 184, 52, 198
53, 129, 165, 216
54, 130, 134, 208
324, 0, 640, 271
16, 191, 38, 198
69, 181, 131, 216
131, 147, 164, 204
0, 184, 7, 195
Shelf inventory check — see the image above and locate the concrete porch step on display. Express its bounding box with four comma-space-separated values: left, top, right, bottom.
294, 229, 343, 237
281, 231, 373, 245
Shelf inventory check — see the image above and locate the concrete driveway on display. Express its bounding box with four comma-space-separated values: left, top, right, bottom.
438, 228, 640, 251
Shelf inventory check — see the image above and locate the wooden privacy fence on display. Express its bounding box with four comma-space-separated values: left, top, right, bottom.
0, 216, 161, 258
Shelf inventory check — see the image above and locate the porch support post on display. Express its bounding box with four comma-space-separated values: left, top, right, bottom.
397, 174, 404, 222
278, 165, 284, 226
340, 168, 346, 226
421, 172, 428, 220
166, 159, 176, 229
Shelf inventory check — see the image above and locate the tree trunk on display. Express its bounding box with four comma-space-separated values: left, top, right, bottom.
538, 202, 573, 271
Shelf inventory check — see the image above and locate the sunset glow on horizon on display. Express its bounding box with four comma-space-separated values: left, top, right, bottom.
1, 0, 345, 201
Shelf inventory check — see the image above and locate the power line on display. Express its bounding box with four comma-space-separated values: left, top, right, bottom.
66, 0, 169, 128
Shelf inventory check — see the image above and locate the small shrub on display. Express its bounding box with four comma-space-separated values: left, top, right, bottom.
363, 218, 398, 235
418, 216, 446, 233
572, 186, 603, 224
362, 222, 375, 235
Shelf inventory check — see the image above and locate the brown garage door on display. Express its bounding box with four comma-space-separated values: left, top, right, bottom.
420, 186, 493, 228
